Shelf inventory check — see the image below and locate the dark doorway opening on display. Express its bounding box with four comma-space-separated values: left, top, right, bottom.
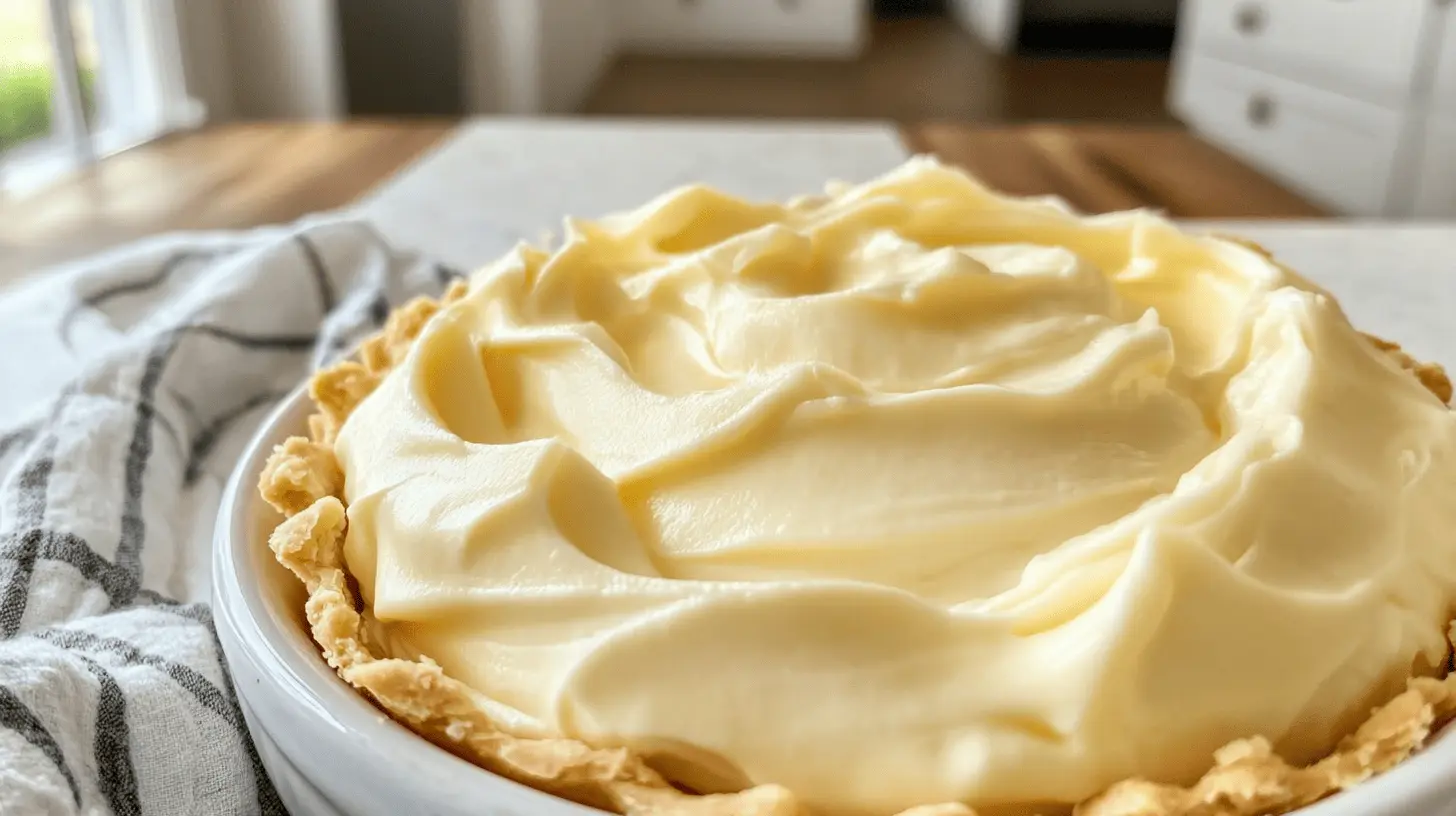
1016, 20, 1175, 58
1015, 1, 1178, 58
873, 0, 950, 18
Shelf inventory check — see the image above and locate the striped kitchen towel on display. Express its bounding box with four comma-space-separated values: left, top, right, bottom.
0, 220, 460, 815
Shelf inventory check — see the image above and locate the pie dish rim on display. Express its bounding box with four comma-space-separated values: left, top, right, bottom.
218, 378, 1456, 816
213, 385, 604, 816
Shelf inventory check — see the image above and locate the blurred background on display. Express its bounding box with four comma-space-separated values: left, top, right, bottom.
2, 0, 1454, 279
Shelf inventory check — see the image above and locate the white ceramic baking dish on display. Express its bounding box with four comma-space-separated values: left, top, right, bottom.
213, 388, 1456, 816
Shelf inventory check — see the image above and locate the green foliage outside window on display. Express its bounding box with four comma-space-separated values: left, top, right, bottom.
0, 63, 97, 152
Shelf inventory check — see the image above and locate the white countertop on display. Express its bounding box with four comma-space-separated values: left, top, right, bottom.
357, 119, 912, 266
355, 119, 1454, 367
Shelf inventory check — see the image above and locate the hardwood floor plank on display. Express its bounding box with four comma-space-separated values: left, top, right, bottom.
584, 17, 1174, 124
1075, 127, 1327, 218
0, 121, 456, 284
4, 119, 1325, 292
907, 126, 1068, 201
1024, 127, 1149, 213
903, 123, 1328, 218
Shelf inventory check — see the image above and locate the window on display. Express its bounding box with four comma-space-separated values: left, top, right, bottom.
0, 0, 202, 192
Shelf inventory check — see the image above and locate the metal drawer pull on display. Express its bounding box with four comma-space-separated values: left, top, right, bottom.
1235, 3, 1266, 35
1247, 94, 1276, 128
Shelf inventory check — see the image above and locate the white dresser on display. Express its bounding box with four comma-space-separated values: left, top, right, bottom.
1171, 0, 1456, 216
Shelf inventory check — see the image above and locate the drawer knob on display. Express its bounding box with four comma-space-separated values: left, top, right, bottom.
1234, 3, 1266, 35
1247, 94, 1276, 128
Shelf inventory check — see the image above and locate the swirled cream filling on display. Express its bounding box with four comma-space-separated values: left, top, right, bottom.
334, 159, 1456, 815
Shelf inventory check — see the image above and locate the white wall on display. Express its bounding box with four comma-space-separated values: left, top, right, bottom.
202, 0, 866, 119
217, 0, 345, 119
538, 0, 616, 112
462, 0, 868, 115
172, 0, 234, 121
463, 0, 536, 114
950, 0, 1021, 53
462, 0, 615, 115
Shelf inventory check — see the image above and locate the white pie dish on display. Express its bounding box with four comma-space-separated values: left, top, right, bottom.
213, 387, 1456, 816
213, 387, 599, 816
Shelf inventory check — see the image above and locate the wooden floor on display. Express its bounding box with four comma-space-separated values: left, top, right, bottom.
0, 121, 455, 282
1, 16, 1325, 285
585, 17, 1176, 123
903, 124, 1325, 218
0, 120, 1324, 287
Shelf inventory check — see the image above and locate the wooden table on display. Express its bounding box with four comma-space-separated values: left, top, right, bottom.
0, 120, 1324, 285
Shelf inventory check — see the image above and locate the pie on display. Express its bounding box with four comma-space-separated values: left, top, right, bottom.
259, 159, 1456, 816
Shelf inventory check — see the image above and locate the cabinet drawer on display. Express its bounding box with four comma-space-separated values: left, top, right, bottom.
1414, 115, 1456, 217
1433, 4, 1456, 116
1171, 55, 1405, 215
1180, 0, 1432, 103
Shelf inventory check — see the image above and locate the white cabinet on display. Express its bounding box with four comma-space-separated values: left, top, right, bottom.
949, 0, 1021, 53
1434, 5, 1456, 116
1180, 0, 1430, 103
1173, 0, 1456, 216
1171, 56, 1405, 215
1415, 115, 1456, 217
1418, 14, 1456, 218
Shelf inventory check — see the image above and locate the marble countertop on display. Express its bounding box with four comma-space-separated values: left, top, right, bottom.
357, 119, 912, 267
358, 119, 1455, 367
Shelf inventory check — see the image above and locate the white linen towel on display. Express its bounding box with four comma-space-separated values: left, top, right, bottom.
0, 221, 463, 815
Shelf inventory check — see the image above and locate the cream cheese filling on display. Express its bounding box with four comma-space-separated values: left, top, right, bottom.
333, 159, 1456, 815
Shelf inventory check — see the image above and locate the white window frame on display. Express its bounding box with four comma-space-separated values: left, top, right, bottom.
0, 0, 205, 193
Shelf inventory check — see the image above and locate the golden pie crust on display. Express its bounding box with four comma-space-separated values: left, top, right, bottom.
259, 260, 1456, 816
